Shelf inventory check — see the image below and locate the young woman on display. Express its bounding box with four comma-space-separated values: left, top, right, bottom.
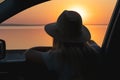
24, 10, 100, 80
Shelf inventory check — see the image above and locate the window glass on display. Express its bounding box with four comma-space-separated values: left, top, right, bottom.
0, 0, 117, 49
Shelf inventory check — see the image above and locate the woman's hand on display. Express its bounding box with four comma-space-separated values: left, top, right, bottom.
24, 47, 43, 64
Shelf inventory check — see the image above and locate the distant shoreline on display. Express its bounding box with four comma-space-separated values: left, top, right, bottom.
0, 24, 107, 26
0, 24, 45, 26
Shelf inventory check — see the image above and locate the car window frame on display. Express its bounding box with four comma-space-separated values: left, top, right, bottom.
101, 0, 119, 53
98, 0, 120, 79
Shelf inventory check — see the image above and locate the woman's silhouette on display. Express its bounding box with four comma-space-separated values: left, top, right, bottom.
25, 10, 100, 80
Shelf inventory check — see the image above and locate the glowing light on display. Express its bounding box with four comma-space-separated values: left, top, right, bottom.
67, 6, 89, 24
68, 7, 86, 18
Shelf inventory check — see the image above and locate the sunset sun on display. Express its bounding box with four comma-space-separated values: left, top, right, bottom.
67, 6, 88, 24
68, 7, 86, 17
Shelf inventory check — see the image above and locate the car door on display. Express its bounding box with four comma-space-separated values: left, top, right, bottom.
0, 0, 49, 80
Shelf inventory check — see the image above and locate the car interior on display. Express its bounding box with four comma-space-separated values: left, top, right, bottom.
0, 0, 120, 80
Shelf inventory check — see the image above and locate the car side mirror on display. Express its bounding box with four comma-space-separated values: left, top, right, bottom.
0, 39, 6, 59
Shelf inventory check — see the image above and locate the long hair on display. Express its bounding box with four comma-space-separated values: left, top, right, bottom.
49, 39, 99, 80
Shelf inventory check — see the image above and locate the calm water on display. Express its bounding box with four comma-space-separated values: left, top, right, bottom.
0, 25, 107, 49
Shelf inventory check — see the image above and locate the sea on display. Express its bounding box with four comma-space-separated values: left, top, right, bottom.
0, 24, 107, 49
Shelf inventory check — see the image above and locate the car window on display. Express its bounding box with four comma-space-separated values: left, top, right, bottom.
0, 0, 117, 49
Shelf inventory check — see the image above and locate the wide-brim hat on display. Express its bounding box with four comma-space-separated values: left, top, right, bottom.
45, 10, 91, 43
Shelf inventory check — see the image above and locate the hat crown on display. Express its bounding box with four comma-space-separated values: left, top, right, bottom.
57, 10, 83, 36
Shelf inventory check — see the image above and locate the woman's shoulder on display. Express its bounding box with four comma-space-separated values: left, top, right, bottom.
86, 40, 101, 54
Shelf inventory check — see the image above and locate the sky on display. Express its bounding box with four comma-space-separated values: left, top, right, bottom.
2, 0, 117, 25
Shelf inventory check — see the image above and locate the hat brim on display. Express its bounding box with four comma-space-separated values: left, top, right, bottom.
45, 23, 91, 43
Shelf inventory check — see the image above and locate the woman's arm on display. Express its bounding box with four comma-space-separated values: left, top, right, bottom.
24, 48, 44, 64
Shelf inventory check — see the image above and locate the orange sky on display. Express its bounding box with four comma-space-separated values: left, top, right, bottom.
3, 0, 117, 25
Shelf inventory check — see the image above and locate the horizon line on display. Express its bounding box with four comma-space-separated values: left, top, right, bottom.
0, 23, 108, 26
